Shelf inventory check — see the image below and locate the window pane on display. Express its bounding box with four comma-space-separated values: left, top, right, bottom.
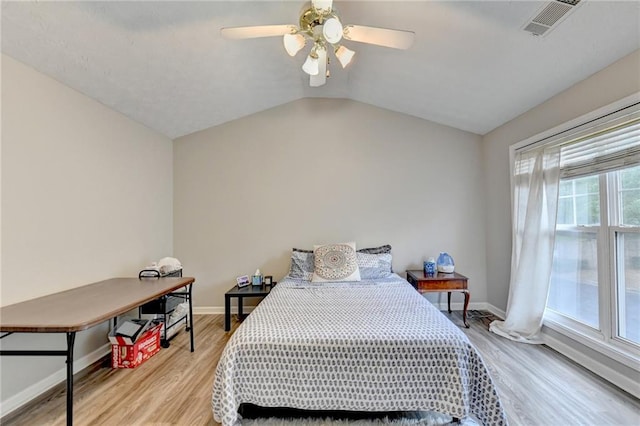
557, 197, 574, 225
574, 176, 597, 195
559, 180, 572, 196
548, 231, 599, 328
620, 165, 640, 190
575, 194, 600, 225
620, 165, 640, 226
621, 189, 640, 226
559, 175, 600, 226
617, 232, 640, 345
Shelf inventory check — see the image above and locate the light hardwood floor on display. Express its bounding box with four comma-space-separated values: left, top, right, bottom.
2, 312, 639, 425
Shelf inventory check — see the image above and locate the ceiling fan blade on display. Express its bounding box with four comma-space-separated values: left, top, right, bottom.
343, 25, 415, 50
221, 25, 297, 40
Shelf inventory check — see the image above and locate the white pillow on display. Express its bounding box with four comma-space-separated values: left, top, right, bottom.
312, 242, 361, 282
357, 252, 393, 279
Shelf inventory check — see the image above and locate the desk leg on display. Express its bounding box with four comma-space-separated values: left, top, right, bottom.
66, 332, 76, 426
462, 290, 470, 328
224, 294, 231, 332
188, 283, 195, 352
447, 292, 452, 314
161, 309, 170, 348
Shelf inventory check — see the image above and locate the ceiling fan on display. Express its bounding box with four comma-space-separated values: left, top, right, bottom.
220, 0, 415, 87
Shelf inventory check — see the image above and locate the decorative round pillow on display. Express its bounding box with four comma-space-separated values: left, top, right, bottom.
312, 243, 360, 282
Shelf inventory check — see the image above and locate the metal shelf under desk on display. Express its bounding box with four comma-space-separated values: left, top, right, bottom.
138, 269, 192, 349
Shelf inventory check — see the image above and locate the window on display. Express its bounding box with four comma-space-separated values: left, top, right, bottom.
547, 167, 640, 344
543, 105, 640, 360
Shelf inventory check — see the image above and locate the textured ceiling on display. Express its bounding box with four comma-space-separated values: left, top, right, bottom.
2, 1, 639, 139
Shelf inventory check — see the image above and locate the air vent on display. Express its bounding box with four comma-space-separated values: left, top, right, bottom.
523, 22, 551, 36
523, 0, 582, 37
556, 0, 581, 5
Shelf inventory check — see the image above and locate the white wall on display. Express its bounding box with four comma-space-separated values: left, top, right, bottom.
0, 54, 174, 411
174, 98, 487, 310
481, 49, 640, 385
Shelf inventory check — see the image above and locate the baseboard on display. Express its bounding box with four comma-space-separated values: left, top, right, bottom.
542, 331, 640, 399
0, 343, 111, 418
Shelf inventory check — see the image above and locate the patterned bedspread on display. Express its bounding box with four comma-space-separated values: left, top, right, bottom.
212, 275, 507, 425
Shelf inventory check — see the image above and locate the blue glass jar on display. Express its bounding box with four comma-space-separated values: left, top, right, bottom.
436, 252, 455, 273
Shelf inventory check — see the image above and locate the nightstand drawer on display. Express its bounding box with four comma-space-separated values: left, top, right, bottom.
415, 279, 467, 291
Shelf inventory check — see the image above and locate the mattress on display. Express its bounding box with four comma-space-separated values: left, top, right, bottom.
212, 274, 507, 425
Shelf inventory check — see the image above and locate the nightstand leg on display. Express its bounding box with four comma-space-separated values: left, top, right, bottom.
447, 292, 452, 314
224, 295, 231, 332
188, 283, 194, 352
463, 290, 470, 328
238, 296, 244, 319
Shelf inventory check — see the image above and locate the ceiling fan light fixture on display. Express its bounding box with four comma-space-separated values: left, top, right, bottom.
335, 45, 355, 68
283, 33, 306, 56
322, 17, 343, 44
312, 0, 333, 15
221, 0, 414, 87
309, 46, 328, 87
302, 52, 320, 76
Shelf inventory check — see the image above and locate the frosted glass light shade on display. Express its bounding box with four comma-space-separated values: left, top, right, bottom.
322, 18, 343, 44
335, 45, 355, 68
313, 0, 333, 13
283, 33, 306, 56
302, 53, 319, 76
310, 46, 327, 87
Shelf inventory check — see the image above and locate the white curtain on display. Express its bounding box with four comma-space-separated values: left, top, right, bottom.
490, 146, 561, 343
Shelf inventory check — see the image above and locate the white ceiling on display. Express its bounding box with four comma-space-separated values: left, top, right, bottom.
2, 1, 639, 139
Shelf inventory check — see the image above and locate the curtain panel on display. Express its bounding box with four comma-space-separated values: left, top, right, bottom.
490, 146, 561, 343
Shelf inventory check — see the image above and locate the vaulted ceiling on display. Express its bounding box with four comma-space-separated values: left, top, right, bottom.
2, 1, 639, 139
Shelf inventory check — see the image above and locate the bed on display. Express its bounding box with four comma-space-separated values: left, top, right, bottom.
212, 269, 507, 426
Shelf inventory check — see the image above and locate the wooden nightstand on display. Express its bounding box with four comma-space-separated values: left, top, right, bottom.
406, 270, 470, 328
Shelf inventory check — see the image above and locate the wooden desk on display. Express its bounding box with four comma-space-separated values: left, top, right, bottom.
0, 276, 195, 426
406, 270, 470, 328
